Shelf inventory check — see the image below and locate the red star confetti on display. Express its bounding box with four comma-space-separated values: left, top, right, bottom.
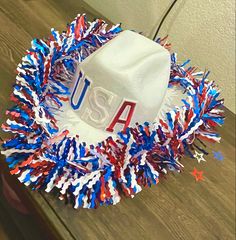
191, 167, 204, 182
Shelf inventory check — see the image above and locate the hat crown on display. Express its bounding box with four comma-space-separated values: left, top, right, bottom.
69, 30, 170, 135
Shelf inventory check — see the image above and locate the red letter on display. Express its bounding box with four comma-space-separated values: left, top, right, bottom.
106, 101, 136, 132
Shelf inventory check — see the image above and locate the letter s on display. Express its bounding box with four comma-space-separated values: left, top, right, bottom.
81, 87, 116, 128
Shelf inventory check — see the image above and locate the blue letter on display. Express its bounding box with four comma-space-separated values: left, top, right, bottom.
70, 71, 91, 110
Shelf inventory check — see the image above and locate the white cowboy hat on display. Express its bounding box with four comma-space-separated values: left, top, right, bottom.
1, 14, 224, 209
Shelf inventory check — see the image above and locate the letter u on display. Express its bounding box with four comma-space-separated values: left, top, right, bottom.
70, 71, 91, 110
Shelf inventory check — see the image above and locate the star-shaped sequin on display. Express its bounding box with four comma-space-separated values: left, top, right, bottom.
213, 151, 224, 161
193, 151, 206, 163
191, 167, 204, 182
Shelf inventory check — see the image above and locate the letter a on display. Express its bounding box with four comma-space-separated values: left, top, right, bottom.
71, 71, 91, 110
106, 101, 136, 132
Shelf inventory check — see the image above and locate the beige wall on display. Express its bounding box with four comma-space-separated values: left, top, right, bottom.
84, 0, 235, 113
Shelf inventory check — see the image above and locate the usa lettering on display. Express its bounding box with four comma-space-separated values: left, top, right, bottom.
70, 70, 136, 132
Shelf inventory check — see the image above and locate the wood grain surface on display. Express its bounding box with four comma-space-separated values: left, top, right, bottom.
0, 1, 235, 240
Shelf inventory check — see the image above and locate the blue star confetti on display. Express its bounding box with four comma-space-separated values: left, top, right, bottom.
213, 151, 224, 161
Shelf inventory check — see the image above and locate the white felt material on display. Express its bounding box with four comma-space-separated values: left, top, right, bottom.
56, 30, 171, 144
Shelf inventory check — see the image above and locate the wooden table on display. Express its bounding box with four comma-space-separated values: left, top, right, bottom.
0, 1, 235, 239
